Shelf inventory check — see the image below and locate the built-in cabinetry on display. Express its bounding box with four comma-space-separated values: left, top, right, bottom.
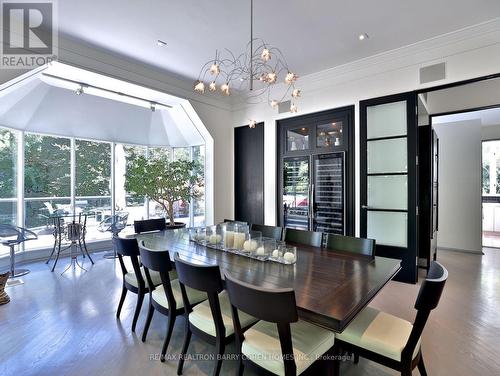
277, 107, 354, 236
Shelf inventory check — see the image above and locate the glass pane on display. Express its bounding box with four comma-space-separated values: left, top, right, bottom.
368, 175, 407, 210
314, 154, 344, 234
25, 134, 71, 197
367, 138, 407, 174
149, 146, 172, 160
116, 144, 147, 223
173, 147, 190, 161
0, 128, 17, 227
283, 157, 309, 229
367, 101, 407, 139
367, 211, 408, 247
75, 140, 111, 196
287, 127, 309, 151
24, 198, 71, 250
76, 197, 113, 241
317, 121, 343, 148
192, 145, 205, 227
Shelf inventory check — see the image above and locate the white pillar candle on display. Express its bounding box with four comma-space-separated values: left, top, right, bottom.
234, 233, 246, 249
224, 231, 234, 248
256, 246, 265, 256
272, 249, 280, 258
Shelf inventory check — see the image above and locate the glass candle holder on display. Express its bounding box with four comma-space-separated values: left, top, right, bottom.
223, 222, 235, 250
270, 241, 286, 261
242, 231, 261, 255
206, 225, 222, 247
255, 238, 274, 260
282, 246, 297, 264
188, 227, 198, 242
193, 227, 206, 244
233, 223, 248, 252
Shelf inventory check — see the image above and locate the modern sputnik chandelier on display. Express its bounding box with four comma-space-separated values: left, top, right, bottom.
193, 0, 301, 126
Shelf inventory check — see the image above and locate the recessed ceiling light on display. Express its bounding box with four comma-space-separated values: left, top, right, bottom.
157, 39, 167, 47
358, 33, 369, 41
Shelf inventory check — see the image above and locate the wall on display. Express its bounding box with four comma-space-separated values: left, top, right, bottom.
433, 120, 482, 252
232, 19, 500, 233
482, 124, 500, 140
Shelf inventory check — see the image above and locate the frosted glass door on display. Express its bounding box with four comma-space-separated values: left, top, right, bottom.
360, 93, 417, 283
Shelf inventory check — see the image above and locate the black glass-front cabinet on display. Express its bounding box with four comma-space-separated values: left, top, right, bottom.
277, 107, 354, 236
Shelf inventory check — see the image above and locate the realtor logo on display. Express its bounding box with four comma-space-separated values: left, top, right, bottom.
1, 0, 57, 68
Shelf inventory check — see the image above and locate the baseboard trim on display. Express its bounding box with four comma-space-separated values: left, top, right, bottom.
438, 246, 484, 255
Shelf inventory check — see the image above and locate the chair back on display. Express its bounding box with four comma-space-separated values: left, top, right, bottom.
284, 228, 323, 247
415, 261, 448, 311
138, 240, 177, 311
134, 218, 166, 233
225, 271, 299, 376
402, 261, 448, 362
174, 253, 223, 293
325, 234, 375, 256
137, 240, 173, 274
251, 224, 283, 241
225, 271, 298, 324
174, 253, 224, 336
114, 237, 142, 282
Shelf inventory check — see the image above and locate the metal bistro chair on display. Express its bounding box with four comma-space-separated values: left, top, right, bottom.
98, 212, 129, 259
0, 225, 37, 279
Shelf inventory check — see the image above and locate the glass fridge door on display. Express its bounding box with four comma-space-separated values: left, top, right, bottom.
313, 153, 344, 235
283, 156, 310, 230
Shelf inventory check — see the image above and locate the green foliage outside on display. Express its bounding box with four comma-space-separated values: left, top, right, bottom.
0, 129, 16, 198
75, 140, 111, 196
125, 153, 203, 225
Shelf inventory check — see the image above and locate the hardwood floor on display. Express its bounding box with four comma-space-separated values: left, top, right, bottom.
1, 248, 499, 376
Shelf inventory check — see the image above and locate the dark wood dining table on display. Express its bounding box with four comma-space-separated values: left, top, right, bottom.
123, 228, 401, 333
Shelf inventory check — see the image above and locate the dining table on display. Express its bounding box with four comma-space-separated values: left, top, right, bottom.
122, 228, 401, 333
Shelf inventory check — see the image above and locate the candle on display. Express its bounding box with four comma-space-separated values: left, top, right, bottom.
283, 252, 296, 263
272, 249, 280, 258
256, 246, 265, 256
234, 233, 246, 249
224, 231, 234, 248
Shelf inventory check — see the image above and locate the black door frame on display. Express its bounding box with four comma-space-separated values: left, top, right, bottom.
276, 105, 355, 236
360, 92, 418, 283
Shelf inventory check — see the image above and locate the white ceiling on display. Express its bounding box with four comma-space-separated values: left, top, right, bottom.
433, 107, 500, 127
58, 0, 500, 81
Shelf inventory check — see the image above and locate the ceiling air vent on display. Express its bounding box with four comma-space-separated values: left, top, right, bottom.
278, 100, 292, 114
419, 62, 446, 84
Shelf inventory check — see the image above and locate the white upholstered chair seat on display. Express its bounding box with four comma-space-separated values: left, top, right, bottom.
189, 291, 257, 337
336, 306, 421, 361
124, 267, 177, 288
152, 279, 206, 310
241, 319, 335, 376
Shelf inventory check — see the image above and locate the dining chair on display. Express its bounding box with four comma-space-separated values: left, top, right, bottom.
334, 261, 448, 376
325, 234, 375, 257
114, 237, 163, 332
251, 224, 283, 241
138, 241, 206, 362
134, 218, 166, 233
284, 228, 323, 247
174, 253, 258, 376
225, 271, 335, 376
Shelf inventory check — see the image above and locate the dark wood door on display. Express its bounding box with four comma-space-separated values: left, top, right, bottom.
360, 92, 418, 283
234, 123, 264, 224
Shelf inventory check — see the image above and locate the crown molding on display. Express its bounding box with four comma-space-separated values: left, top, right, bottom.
56, 35, 233, 112
232, 18, 500, 112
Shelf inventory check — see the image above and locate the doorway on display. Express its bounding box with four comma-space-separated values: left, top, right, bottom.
482, 139, 500, 248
